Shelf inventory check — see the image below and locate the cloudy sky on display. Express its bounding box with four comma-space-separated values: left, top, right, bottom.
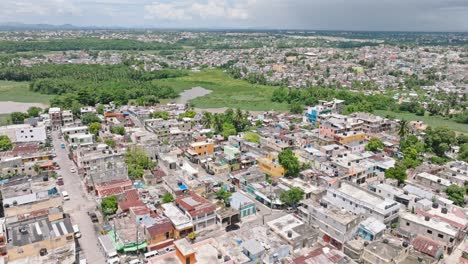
1, 0, 467, 31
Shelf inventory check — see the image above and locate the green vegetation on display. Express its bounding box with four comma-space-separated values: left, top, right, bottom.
384, 163, 407, 184
425, 126, 457, 157
375, 110, 468, 134
125, 146, 156, 179
104, 139, 116, 149
101, 195, 118, 216
279, 187, 304, 207
88, 122, 102, 135
0, 64, 180, 109
26, 106, 42, 117
459, 144, 468, 162
161, 70, 288, 111
151, 111, 169, 120
161, 192, 174, 204
0, 135, 13, 151
0, 38, 182, 52
278, 149, 300, 177
365, 138, 385, 152
81, 113, 101, 125
0, 80, 52, 103
201, 108, 251, 135
215, 189, 232, 204
243, 132, 260, 143
110, 126, 126, 136
444, 185, 466, 207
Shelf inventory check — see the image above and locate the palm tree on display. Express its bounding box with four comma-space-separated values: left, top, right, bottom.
397, 119, 409, 138
202, 112, 213, 128
233, 108, 244, 131
213, 113, 223, 133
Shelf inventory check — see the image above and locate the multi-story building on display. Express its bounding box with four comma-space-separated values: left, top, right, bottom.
187, 141, 214, 157
323, 182, 400, 226
0, 124, 47, 143
399, 212, 462, 251
5, 209, 75, 262
61, 110, 74, 126
48, 107, 62, 129
75, 145, 128, 187
306, 204, 360, 250
61, 126, 88, 136
161, 203, 194, 239
175, 193, 217, 231
258, 152, 285, 178
230, 192, 256, 218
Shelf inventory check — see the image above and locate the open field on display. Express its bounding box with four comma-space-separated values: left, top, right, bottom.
374, 110, 468, 134
159, 70, 289, 111
0, 80, 53, 103
0, 114, 9, 125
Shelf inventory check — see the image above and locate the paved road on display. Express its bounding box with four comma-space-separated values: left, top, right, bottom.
52, 131, 106, 264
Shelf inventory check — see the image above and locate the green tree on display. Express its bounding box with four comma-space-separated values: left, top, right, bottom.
215, 189, 232, 204
101, 195, 118, 216
104, 139, 116, 149
202, 112, 213, 128
96, 105, 105, 115
425, 126, 456, 157
88, 122, 102, 135
161, 192, 174, 203
385, 163, 407, 184
397, 119, 409, 139
10, 112, 27, 124
125, 146, 156, 179
445, 185, 465, 206
402, 147, 422, 168
152, 111, 169, 120
365, 137, 385, 151
81, 113, 100, 125
0, 135, 13, 151
289, 102, 304, 114
222, 122, 237, 138
27, 106, 42, 118
278, 149, 300, 177
279, 187, 304, 207
110, 126, 125, 135
458, 144, 468, 162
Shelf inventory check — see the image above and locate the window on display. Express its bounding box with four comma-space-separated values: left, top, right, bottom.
333, 194, 336, 197
427, 230, 432, 234
406, 222, 410, 226
438, 234, 444, 239
449, 238, 454, 243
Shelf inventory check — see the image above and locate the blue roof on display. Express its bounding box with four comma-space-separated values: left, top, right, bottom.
178, 184, 188, 191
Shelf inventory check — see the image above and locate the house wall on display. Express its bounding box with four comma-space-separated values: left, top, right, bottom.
8, 234, 74, 261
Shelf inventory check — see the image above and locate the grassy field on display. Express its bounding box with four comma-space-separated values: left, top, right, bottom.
159, 69, 288, 111
0, 80, 53, 103
374, 110, 468, 134
0, 114, 10, 125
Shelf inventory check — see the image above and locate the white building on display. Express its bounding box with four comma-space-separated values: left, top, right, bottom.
0, 124, 47, 143
323, 181, 400, 226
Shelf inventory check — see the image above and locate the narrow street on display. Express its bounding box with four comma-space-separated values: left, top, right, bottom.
52, 131, 106, 264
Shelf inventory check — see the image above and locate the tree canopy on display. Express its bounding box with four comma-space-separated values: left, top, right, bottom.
125, 147, 156, 179
0, 135, 13, 151
162, 192, 174, 204
425, 126, 457, 157
365, 137, 385, 152
278, 149, 300, 177
445, 185, 466, 207
384, 163, 407, 184
88, 122, 102, 135
279, 187, 304, 207
101, 195, 118, 216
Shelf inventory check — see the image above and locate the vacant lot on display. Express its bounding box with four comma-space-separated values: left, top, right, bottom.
0, 80, 52, 103
374, 110, 468, 134
160, 70, 289, 111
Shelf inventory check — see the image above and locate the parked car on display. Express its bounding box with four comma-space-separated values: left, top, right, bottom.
88, 212, 98, 223
70, 168, 76, 173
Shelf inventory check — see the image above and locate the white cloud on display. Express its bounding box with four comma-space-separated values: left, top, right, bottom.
144, 0, 252, 21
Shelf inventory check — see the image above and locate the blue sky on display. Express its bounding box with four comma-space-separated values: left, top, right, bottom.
1, 0, 467, 31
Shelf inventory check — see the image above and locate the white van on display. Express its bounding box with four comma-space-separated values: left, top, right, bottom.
62, 191, 70, 201
128, 260, 142, 264
79, 259, 87, 264
144, 250, 159, 260
73, 224, 81, 238
107, 257, 120, 264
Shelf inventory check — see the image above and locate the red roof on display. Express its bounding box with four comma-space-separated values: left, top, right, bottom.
124, 189, 140, 201
119, 200, 145, 213
411, 235, 443, 258
175, 193, 216, 217
146, 218, 174, 237
293, 246, 345, 264
130, 206, 151, 216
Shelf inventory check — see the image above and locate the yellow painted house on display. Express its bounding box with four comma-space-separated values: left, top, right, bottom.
336, 132, 366, 145
258, 152, 285, 178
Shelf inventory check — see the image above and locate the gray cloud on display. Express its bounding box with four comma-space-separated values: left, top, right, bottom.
0, 0, 466, 31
